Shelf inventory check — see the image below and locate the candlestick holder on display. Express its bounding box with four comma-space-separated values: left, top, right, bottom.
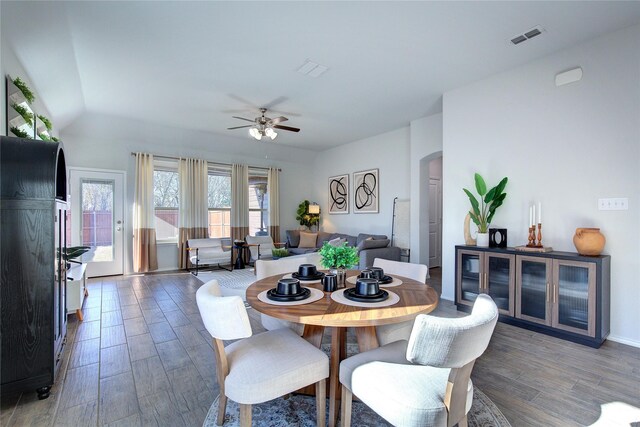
526, 223, 544, 248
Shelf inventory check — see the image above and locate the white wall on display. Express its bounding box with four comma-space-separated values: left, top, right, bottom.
442, 24, 640, 346
61, 112, 317, 273
312, 127, 410, 237
409, 114, 443, 264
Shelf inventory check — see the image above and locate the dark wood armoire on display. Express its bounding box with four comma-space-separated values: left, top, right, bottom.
1, 135, 68, 399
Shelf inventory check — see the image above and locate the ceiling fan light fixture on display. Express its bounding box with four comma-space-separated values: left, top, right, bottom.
249, 127, 262, 140
265, 127, 277, 140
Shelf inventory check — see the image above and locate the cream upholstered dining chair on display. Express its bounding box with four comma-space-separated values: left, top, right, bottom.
339, 294, 498, 427
254, 256, 309, 335
196, 280, 329, 427
372, 258, 429, 345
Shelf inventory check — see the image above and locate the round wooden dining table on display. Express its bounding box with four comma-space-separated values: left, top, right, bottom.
246, 270, 439, 427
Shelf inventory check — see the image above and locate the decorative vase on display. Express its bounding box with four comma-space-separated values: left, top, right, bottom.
573, 228, 605, 256
329, 267, 346, 288
476, 232, 489, 247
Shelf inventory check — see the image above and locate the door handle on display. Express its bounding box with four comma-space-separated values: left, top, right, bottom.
117, 220, 122, 224
116, 227, 121, 231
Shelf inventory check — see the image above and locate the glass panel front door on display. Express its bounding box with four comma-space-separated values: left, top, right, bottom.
518, 258, 550, 323
80, 179, 115, 263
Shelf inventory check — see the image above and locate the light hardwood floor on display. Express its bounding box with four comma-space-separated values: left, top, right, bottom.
1, 271, 638, 426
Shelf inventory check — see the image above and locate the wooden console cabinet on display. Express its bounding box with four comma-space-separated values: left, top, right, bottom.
455, 245, 610, 348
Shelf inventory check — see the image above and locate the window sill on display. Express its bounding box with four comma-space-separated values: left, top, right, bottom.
156, 239, 178, 245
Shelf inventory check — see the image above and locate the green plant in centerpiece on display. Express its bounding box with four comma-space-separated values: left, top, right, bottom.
37, 114, 53, 131
10, 126, 30, 139
38, 133, 51, 141
296, 199, 320, 228
51, 136, 60, 142
13, 77, 35, 104
271, 247, 289, 258
12, 103, 34, 126
319, 242, 359, 269
463, 173, 508, 233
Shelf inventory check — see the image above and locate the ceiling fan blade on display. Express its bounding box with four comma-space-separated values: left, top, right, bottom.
269, 116, 288, 125
232, 116, 255, 123
227, 125, 253, 130
273, 124, 300, 133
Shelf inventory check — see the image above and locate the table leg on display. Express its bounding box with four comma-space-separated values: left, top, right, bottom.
328, 326, 345, 427
355, 326, 379, 352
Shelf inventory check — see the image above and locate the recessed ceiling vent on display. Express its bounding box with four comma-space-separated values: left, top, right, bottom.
510, 26, 545, 45
297, 59, 329, 78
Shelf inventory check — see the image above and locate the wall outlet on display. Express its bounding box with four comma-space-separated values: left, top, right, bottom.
598, 198, 628, 210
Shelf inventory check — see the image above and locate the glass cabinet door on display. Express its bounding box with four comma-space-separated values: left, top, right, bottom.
516, 256, 552, 325
486, 254, 515, 315
552, 260, 595, 336
457, 250, 482, 306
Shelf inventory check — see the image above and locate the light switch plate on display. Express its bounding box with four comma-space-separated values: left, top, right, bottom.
598, 198, 628, 210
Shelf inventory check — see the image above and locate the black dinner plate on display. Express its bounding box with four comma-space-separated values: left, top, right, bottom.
267, 287, 311, 302
292, 272, 325, 281
343, 288, 389, 303
358, 274, 394, 284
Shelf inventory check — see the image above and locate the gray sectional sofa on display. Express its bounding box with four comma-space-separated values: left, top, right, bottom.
285, 230, 401, 269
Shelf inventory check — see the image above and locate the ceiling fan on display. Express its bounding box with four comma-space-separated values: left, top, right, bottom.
227, 108, 300, 141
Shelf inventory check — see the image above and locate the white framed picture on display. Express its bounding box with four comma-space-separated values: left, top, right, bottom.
353, 168, 379, 214
328, 174, 349, 214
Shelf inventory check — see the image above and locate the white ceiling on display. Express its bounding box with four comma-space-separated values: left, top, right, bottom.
3, 1, 640, 151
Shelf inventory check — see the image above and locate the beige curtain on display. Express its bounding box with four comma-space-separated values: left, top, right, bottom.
268, 167, 280, 243
178, 158, 209, 269
231, 164, 249, 263
133, 153, 158, 272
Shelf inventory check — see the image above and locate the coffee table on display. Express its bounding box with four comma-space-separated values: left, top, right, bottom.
246, 270, 439, 427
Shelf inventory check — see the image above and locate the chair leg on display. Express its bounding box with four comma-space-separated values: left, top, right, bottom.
457, 415, 468, 427
316, 379, 326, 427
239, 404, 252, 427
340, 385, 352, 427
216, 394, 227, 426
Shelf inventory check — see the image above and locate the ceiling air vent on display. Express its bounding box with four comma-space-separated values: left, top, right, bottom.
510, 26, 545, 46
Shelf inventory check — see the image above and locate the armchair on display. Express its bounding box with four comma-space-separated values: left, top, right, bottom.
245, 235, 286, 263
339, 294, 498, 427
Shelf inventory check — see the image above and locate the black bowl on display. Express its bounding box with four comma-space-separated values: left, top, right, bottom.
267, 287, 310, 302
298, 264, 318, 278
276, 278, 302, 295
359, 269, 374, 279
355, 278, 380, 296
369, 267, 385, 281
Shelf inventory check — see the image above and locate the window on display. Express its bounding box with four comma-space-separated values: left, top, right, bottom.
208, 171, 231, 238
248, 170, 269, 236
154, 169, 179, 241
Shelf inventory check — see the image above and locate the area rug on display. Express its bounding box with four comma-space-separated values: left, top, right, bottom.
203, 388, 511, 426
194, 268, 256, 300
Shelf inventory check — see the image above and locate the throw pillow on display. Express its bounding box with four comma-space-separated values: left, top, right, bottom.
299, 231, 318, 248
328, 237, 346, 247
357, 238, 390, 251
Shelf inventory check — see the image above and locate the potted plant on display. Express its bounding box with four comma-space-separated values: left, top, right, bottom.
463, 173, 508, 247
271, 247, 289, 260
319, 242, 359, 286
296, 200, 320, 230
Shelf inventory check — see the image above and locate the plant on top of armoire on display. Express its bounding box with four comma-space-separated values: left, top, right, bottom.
463, 173, 508, 247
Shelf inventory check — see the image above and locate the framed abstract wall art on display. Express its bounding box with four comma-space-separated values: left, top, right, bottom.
353, 168, 378, 214
328, 174, 349, 214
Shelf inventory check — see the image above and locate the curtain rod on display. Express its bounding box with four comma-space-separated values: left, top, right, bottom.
130, 152, 281, 172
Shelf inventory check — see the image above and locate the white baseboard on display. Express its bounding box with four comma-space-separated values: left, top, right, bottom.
607, 334, 640, 348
